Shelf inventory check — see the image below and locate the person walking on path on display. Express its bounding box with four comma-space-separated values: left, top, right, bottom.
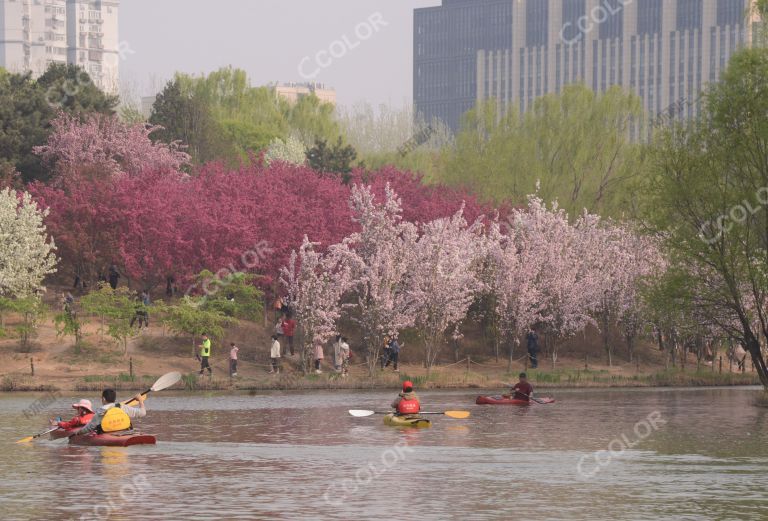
273, 318, 283, 340
281, 314, 296, 356
229, 342, 239, 377
526, 329, 539, 369
333, 335, 343, 372
314, 343, 324, 374
269, 335, 281, 374
198, 334, 213, 376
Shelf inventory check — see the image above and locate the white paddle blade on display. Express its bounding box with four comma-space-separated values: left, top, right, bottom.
151, 371, 182, 392
348, 409, 375, 417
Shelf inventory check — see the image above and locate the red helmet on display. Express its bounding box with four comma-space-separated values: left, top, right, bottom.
402, 380, 413, 391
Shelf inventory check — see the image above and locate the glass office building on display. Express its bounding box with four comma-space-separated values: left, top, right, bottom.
414, 0, 759, 132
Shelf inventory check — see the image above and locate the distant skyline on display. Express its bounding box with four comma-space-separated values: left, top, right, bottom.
119, 0, 439, 109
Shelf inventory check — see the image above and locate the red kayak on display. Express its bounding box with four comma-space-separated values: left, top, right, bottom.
475, 395, 555, 405
50, 428, 156, 446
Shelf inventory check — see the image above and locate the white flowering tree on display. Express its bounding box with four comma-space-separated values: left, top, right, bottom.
0, 189, 57, 297
264, 135, 307, 166
330, 184, 418, 374
280, 236, 352, 373
407, 208, 483, 371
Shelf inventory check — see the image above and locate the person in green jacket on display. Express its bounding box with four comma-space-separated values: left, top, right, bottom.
198, 333, 212, 376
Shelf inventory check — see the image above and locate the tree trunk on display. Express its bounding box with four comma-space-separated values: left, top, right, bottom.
745, 336, 768, 388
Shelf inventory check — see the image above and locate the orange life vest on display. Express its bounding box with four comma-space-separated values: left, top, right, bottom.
397, 398, 420, 415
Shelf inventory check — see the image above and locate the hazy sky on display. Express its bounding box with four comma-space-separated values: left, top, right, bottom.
119, 0, 440, 109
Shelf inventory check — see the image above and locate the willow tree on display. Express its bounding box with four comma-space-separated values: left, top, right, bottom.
441, 85, 645, 217
645, 48, 768, 388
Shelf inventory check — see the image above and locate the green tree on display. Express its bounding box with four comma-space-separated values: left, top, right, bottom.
162, 296, 235, 355
37, 63, 118, 115
80, 285, 137, 353
306, 137, 359, 184
196, 271, 264, 321
149, 78, 226, 164
644, 47, 768, 387
441, 85, 644, 216
12, 296, 46, 352
0, 70, 53, 183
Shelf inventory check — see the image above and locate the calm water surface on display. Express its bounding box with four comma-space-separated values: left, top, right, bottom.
1, 387, 767, 520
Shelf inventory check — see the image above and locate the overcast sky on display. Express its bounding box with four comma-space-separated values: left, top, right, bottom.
119, 0, 440, 109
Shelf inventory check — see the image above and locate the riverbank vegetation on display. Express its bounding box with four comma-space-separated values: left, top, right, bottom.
1, 35, 768, 391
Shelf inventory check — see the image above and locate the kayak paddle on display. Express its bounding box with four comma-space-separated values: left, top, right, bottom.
349, 409, 470, 419
16, 426, 60, 444
124, 371, 182, 406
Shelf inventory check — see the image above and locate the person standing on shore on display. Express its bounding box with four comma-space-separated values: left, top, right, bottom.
314, 343, 324, 374
381, 336, 392, 370
340, 337, 351, 377
229, 342, 239, 377
384, 337, 400, 372
198, 334, 212, 376
269, 335, 281, 374
527, 329, 539, 369
333, 335, 343, 372
281, 314, 296, 356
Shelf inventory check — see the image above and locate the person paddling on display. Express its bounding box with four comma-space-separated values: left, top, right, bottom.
74, 389, 146, 436
505, 372, 534, 402
51, 399, 94, 430
391, 380, 420, 416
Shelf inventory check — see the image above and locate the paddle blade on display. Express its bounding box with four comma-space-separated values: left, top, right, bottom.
16, 436, 33, 444
534, 397, 555, 404
151, 371, 182, 392
348, 409, 375, 417
444, 410, 470, 419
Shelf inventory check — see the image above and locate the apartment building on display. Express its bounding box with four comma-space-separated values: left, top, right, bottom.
0, 0, 120, 93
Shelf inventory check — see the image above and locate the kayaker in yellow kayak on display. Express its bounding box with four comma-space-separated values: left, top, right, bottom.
74, 388, 147, 436
391, 380, 421, 415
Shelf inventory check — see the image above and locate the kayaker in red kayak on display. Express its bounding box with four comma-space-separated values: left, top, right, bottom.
505, 372, 534, 402
392, 380, 421, 415
50, 399, 94, 429
74, 389, 147, 436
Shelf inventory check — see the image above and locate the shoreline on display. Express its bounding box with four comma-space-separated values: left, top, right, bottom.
1, 367, 761, 393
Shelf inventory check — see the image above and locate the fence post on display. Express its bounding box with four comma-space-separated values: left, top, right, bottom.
742, 360, 746, 374
585, 354, 588, 370
30, 357, 34, 376
465, 356, 470, 383
129, 357, 133, 379
719, 356, 722, 374
636, 357, 640, 374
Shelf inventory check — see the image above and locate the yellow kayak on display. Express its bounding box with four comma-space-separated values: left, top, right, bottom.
383, 413, 432, 428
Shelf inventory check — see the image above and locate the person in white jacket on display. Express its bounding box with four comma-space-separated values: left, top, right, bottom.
269, 335, 281, 374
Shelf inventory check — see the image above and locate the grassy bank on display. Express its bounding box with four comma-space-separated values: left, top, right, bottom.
2, 364, 759, 393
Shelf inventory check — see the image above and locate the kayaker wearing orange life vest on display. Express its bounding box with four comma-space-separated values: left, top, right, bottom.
50, 399, 94, 429
74, 388, 146, 436
391, 380, 420, 415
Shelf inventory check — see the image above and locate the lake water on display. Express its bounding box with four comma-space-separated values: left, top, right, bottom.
1, 387, 767, 520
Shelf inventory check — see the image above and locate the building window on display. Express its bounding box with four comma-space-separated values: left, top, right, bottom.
677, 0, 703, 31
637, 0, 662, 35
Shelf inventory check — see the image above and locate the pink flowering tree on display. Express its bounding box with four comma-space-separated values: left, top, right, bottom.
330, 184, 418, 374
512, 197, 601, 367
407, 208, 483, 371
482, 217, 549, 370
34, 112, 190, 182
280, 236, 352, 373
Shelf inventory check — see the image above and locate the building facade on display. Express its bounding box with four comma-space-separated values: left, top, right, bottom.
414, 0, 759, 132
0, 0, 119, 93
273, 82, 337, 105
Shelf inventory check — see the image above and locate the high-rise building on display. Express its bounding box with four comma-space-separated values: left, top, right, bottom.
414, 0, 761, 132
0, 0, 120, 93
